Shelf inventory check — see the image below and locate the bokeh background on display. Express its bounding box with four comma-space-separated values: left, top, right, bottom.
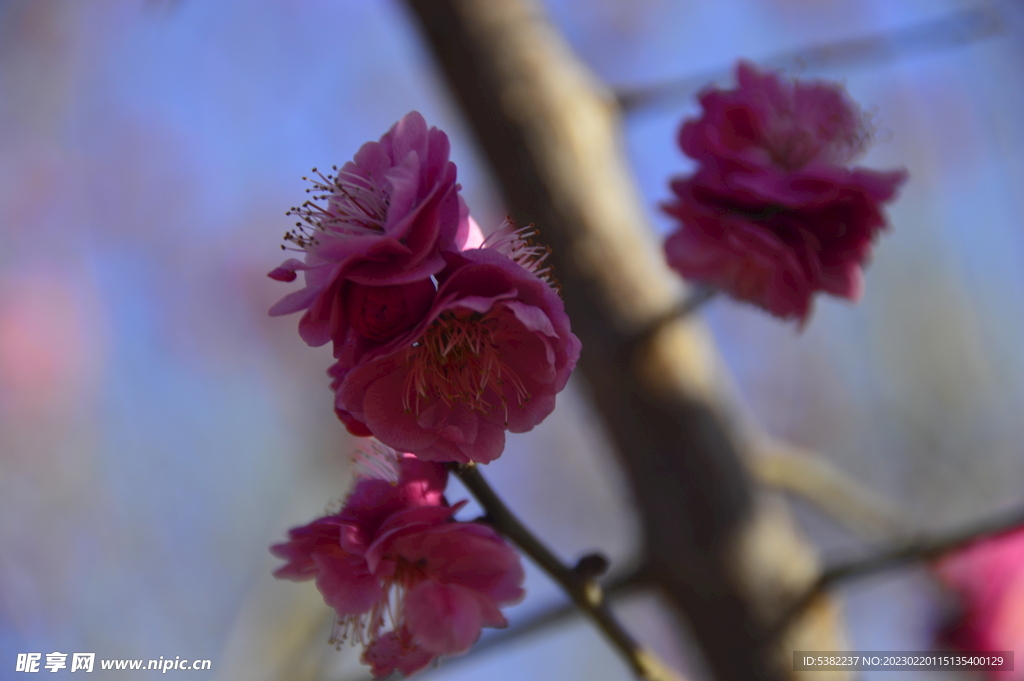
1, 0, 1022, 679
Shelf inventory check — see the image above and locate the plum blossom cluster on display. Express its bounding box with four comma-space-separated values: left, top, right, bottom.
270, 111, 580, 464
268, 112, 579, 676
662, 61, 907, 323
273, 448, 525, 677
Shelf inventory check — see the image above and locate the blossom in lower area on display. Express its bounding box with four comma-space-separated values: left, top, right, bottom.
662, 61, 907, 323
334, 224, 581, 464
268, 111, 473, 349
270, 453, 447, 616
933, 527, 1024, 680
271, 450, 524, 677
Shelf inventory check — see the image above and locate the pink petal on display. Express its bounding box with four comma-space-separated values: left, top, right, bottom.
362, 630, 436, 679
312, 550, 383, 616
405, 581, 485, 655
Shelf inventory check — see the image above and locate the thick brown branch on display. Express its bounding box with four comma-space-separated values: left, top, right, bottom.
402, 2, 845, 679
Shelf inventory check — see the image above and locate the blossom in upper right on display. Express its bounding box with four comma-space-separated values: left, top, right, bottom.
662, 61, 907, 323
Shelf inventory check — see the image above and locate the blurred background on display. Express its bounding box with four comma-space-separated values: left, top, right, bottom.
1, 0, 1022, 679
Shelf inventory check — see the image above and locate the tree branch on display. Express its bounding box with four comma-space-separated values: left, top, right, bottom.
402, 1, 846, 679
338, 573, 649, 681
639, 286, 719, 339
616, 6, 1002, 114
752, 441, 909, 541
770, 503, 1024, 638
455, 464, 683, 681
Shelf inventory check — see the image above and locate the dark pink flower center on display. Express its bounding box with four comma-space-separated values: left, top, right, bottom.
762, 106, 868, 171
347, 281, 435, 342
403, 309, 530, 419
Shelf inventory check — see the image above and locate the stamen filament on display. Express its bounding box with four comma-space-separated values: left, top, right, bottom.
283, 168, 392, 251
403, 309, 532, 422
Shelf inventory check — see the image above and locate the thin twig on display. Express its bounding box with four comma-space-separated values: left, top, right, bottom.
640, 286, 718, 340
338, 574, 648, 681
768, 502, 1024, 640
676, 285, 718, 320
616, 6, 1002, 114
752, 441, 909, 541
454, 463, 684, 681
423, 571, 647, 679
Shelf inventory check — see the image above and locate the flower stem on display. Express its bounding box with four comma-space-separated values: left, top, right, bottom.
454, 463, 684, 681
640, 286, 718, 341
676, 285, 718, 319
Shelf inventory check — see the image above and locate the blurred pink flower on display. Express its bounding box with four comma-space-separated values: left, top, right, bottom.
0, 270, 105, 418
680, 61, 871, 171
934, 527, 1024, 680
334, 225, 580, 464
663, 61, 907, 322
271, 450, 524, 677
268, 111, 472, 349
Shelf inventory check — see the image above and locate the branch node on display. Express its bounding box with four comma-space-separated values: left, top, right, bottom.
573, 552, 610, 580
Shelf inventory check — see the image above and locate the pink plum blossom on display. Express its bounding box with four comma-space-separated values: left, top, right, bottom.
933, 527, 1024, 680
333, 224, 581, 464
662, 61, 907, 323
271, 449, 524, 677
268, 112, 473, 349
